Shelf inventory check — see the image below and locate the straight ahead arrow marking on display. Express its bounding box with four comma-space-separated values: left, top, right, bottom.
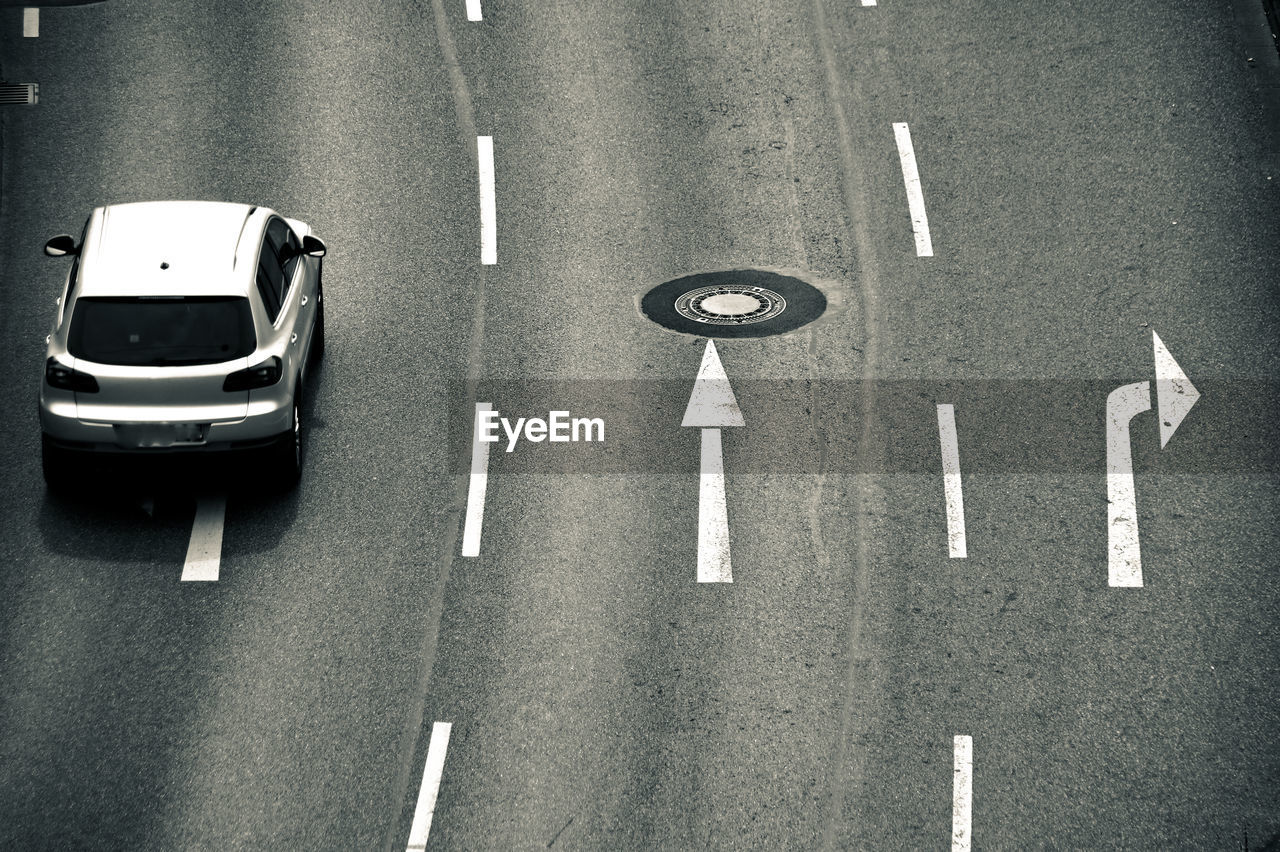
682, 340, 744, 428
685, 340, 741, 582
698, 428, 732, 583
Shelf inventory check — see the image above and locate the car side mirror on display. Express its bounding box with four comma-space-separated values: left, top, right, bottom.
301, 235, 327, 258
43, 235, 78, 257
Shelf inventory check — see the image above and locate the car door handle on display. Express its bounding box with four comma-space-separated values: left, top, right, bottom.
300, 295, 308, 306
291, 333, 298, 344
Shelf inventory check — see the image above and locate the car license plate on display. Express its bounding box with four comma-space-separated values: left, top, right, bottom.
114, 423, 207, 448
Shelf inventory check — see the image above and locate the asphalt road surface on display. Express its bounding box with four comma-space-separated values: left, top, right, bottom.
2, 1, 1278, 849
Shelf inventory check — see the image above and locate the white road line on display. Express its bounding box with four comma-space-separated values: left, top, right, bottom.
936, 404, 967, 558
22, 7, 38, 37
181, 495, 226, 582
697, 427, 732, 583
406, 721, 452, 852
461, 402, 492, 557
465, 0, 483, 21
861, 0, 877, 6
952, 735, 973, 852
1107, 381, 1152, 587
892, 122, 934, 257
477, 136, 497, 265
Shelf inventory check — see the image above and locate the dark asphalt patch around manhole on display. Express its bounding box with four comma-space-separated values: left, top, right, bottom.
641, 269, 827, 338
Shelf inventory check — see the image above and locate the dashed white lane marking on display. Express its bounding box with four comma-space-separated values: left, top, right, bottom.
952, 734, 973, 852
406, 721, 452, 852
477, 136, 497, 265
461, 402, 492, 557
1107, 381, 1151, 587
892, 122, 934, 256
22, 8, 38, 37
936, 404, 967, 558
465, 0, 482, 21
181, 495, 226, 582
697, 427, 733, 583
861, 0, 877, 5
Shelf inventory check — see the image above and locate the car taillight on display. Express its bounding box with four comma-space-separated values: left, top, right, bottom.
223, 356, 282, 391
45, 358, 98, 392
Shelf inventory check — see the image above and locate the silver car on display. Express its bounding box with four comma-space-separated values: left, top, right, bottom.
39, 200, 327, 490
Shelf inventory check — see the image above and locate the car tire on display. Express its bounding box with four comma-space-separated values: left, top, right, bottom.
41, 435, 73, 493
271, 393, 302, 491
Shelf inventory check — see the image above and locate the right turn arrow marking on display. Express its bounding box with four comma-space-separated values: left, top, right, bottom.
1106, 330, 1200, 587
1153, 330, 1200, 449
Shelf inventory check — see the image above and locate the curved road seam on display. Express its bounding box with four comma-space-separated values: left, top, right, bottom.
381, 1, 491, 849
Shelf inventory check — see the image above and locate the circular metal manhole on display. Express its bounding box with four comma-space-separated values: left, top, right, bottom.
642, 269, 826, 338
674, 285, 787, 325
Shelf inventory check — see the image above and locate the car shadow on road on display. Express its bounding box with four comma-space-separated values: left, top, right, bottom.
35, 452, 301, 562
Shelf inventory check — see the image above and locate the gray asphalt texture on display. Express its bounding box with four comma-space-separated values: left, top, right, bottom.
1, 1, 1278, 849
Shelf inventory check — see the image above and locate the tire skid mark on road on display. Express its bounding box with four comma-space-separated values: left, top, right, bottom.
781, 114, 812, 267
809, 0, 886, 846
786, 104, 834, 601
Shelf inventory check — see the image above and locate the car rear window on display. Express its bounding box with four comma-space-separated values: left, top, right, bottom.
68, 296, 256, 366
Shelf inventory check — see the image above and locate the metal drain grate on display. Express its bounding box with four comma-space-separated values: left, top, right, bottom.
0, 84, 39, 105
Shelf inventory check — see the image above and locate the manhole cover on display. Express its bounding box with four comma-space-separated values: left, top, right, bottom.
674, 285, 787, 325
642, 269, 826, 338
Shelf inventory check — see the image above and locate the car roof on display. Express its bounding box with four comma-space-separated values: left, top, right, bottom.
76, 201, 262, 299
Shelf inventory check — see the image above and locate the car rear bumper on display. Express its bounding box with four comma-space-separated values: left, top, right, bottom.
39, 391, 293, 450
41, 429, 289, 455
